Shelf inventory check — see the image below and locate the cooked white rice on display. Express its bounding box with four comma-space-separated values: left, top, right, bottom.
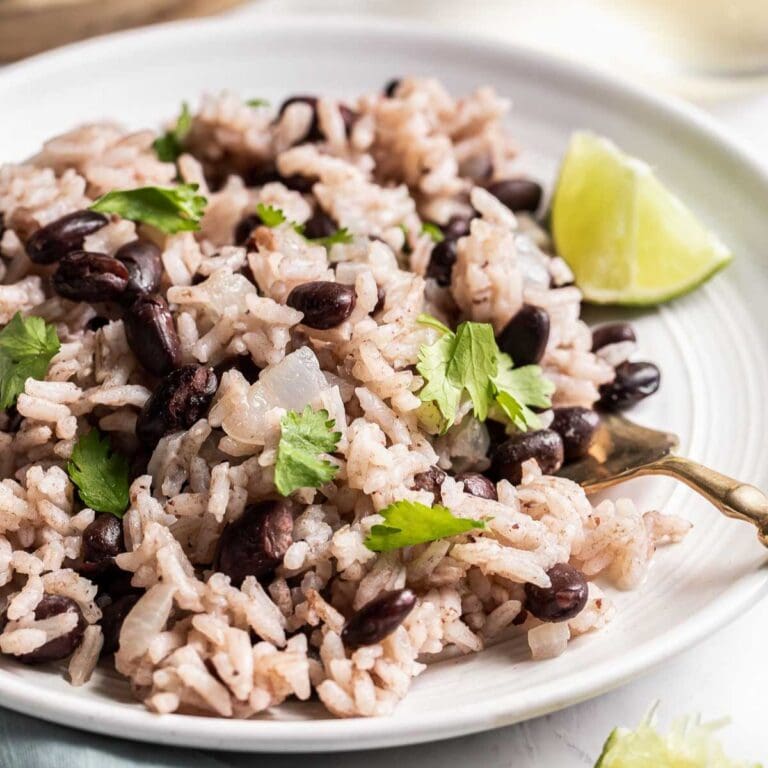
0, 77, 689, 718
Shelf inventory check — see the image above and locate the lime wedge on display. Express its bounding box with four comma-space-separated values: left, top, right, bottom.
551, 132, 733, 305
595, 720, 762, 768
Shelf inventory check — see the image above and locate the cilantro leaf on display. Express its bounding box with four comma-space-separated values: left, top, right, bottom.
416, 330, 463, 431
421, 222, 444, 243
152, 102, 192, 162
67, 430, 129, 517
416, 316, 554, 433
491, 354, 554, 431
275, 406, 341, 496
0, 313, 60, 409
307, 228, 354, 248
255, 204, 350, 246
246, 98, 270, 108
90, 184, 207, 234
256, 203, 287, 228
416, 317, 497, 429
365, 500, 485, 552
448, 321, 497, 422
416, 312, 451, 334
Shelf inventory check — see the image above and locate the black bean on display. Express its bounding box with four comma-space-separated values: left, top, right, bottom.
456, 472, 497, 500
129, 450, 151, 482
85, 315, 109, 332
213, 354, 261, 384
497, 304, 550, 366
426, 238, 457, 287
372, 285, 386, 315
303, 210, 337, 240
341, 589, 417, 649
243, 161, 312, 193
412, 466, 447, 497
215, 500, 294, 587
524, 563, 588, 622
81, 513, 124, 571
281, 173, 316, 194
287, 281, 356, 329
550, 407, 600, 461
486, 179, 543, 213
243, 162, 281, 188
239, 265, 257, 286
114, 239, 162, 303
591, 322, 637, 352
123, 294, 181, 376
136, 364, 218, 448
25, 210, 109, 265
485, 420, 509, 451
100, 593, 140, 655
234, 213, 263, 246
4, 406, 23, 433
491, 429, 564, 485
383, 78, 401, 98
511, 608, 528, 626
17, 595, 87, 663
52, 251, 129, 302
441, 215, 473, 240
93, 567, 139, 602
278, 95, 321, 142
597, 361, 660, 411
277, 95, 356, 142
339, 105, 359, 136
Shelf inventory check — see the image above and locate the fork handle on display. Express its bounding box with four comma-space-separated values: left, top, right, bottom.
645, 455, 768, 546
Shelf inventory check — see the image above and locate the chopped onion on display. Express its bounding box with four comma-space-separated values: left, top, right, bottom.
221, 347, 331, 445
198, 268, 256, 317
515, 234, 551, 288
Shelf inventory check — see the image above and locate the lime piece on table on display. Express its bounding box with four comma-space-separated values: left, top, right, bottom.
551, 131, 733, 305
595, 721, 762, 768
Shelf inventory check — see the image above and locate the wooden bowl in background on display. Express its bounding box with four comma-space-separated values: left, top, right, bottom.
0, 0, 248, 62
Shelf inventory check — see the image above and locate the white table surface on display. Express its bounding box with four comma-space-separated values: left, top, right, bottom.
2, 2, 767, 765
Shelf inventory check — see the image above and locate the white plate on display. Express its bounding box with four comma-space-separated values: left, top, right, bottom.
0, 14, 767, 753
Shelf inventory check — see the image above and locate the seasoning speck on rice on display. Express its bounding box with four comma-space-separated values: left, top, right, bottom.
0, 78, 688, 719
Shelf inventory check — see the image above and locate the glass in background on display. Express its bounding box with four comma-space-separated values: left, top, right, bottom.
619, 0, 768, 75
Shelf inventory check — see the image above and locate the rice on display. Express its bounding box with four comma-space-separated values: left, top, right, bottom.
0, 77, 689, 719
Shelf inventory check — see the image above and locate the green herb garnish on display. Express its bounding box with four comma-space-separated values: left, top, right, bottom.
274, 406, 341, 496
365, 500, 485, 552
67, 430, 130, 517
0, 313, 60, 410
256, 204, 352, 247
416, 315, 554, 433
152, 102, 192, 163
256, 203, 288, 228
90, 184, 207, 234
246, 98, 271, 108
307, 228, 354, 248
421, 222, 444, 243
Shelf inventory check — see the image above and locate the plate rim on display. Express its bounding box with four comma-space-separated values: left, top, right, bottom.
0, 12, 767, 752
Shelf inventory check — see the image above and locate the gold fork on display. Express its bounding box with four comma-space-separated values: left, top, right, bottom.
557, 413, 768, 546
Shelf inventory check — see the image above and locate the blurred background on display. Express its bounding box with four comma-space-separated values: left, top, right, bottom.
4, 0, 768, 87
